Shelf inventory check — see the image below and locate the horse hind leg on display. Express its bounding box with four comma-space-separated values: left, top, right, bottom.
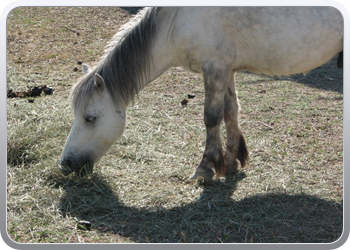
224, 73, 249, 173
189, 65, 227, 180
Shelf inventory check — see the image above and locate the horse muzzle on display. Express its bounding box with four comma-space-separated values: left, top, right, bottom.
59, 156, 94, 177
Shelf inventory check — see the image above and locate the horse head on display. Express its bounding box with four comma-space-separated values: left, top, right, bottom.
60, 65, 127, 176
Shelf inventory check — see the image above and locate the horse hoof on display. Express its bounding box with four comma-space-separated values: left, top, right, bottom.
189, 166, 214, 180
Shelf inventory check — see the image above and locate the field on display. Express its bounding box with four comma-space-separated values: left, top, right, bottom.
6, 7, 343, 243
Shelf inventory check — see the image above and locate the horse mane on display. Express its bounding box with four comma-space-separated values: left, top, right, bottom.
71, 7, 158, 111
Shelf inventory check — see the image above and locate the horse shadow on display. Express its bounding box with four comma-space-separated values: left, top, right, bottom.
55, 171, 343, 243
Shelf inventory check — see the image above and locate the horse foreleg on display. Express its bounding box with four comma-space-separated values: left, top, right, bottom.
224, 73, 248, 173
189, 67, 226, 180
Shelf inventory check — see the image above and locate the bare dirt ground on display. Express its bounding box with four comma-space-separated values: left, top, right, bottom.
7, 7, 343, 243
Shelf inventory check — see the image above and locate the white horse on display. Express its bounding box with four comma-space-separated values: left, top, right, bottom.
60, 7, 343, 179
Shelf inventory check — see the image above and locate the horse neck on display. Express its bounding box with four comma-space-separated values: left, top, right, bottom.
143, 13, 178, 86
98, 8, 178, 106
147, 38, 176, 84
133, 8, 179, 88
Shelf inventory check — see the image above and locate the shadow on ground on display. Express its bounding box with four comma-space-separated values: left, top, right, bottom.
120, 7, 143, 15
55, 171, 343, 243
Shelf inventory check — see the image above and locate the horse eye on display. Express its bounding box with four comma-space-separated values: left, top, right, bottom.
85, 116, 96, 123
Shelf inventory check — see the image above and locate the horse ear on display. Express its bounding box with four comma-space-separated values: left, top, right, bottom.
94, 74, 105, 92
83, 64, 92, 75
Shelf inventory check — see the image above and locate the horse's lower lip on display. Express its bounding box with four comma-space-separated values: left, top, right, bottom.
75, 161, 94, 177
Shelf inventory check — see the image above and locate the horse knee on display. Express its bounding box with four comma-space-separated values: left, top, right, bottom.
204, 107, 224, 128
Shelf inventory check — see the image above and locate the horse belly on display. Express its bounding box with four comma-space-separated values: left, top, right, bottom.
235, 41, 343, 76
245, 40, 341, 76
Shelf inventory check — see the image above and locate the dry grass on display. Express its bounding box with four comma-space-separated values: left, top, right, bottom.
7, 7, 343, 243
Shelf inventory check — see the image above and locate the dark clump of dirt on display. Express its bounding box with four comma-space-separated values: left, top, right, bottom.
7, 85, 54, 99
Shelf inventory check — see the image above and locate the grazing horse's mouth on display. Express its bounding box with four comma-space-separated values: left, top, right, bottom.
58, 163, 73, 176
59, 159, 94, 177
